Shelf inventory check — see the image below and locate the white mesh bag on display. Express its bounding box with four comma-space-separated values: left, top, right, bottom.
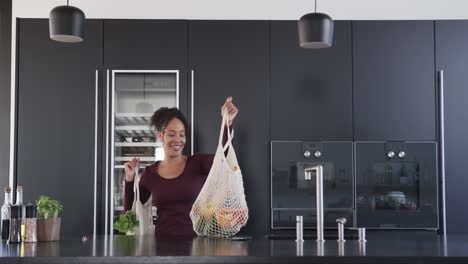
190, 110, 248, 237
132, 171, 155, 235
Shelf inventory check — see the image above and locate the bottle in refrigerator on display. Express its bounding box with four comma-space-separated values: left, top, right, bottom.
1, 186, 11, 241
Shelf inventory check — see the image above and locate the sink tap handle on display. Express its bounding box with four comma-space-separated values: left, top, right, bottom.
336, 218, 346, 242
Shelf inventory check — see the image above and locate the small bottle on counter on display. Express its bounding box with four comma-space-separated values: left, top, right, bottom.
15, 186, 25, 241
9, 205, 22, 243
24, 204, 37, 243
1, 186, 12, 241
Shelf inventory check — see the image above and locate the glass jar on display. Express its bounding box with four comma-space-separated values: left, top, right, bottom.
24, 205, 37, 242
9, 205, 22, 243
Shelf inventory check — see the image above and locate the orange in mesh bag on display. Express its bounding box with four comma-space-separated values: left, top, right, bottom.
190, 110, 248, 237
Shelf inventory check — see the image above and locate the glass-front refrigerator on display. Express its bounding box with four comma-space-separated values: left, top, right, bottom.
355, 141, 438, 229
107, 70, 179, 235
271, 141, 354, 229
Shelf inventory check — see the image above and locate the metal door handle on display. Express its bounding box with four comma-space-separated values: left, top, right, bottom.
191, 70, 195, 156
93, 70, 98, 237
438, 70, 447, 236
105, 69, 110, 236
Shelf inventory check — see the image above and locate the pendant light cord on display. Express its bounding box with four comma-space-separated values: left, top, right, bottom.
315, 0, 317, 13
67, 0, 69, 6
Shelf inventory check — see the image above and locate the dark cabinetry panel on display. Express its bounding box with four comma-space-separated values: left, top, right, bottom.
16, 19, 102, 237
103, 20, 188, 116
353, 21, 436, 141
0, 0, 11, 189
270, 21, 353, 141
189, 21, 270, 236
436, 21, 468, 234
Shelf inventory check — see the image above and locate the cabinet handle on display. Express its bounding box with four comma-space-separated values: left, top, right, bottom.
93, 70, 98, 237
387, 151, 395, 159
110, 70, 116, 236
438, 70, 447, 235
104, 69, 110, 237
191, 70, 195, 156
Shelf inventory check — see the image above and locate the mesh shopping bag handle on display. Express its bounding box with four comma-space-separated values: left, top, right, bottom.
219, 109, 235, 153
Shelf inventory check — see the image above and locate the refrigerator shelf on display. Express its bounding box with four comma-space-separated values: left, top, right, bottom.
114, 165, 151, 169
115, 142, 162, 147
115, 125, 150, 131
115, 113, 152, 126
115, 156, 156, 162
116, 88, 176, 93
115, 130, 153, 138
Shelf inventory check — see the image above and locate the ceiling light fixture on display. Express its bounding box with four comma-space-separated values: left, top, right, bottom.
298, 0, 334, 48
49, 0, 85, 43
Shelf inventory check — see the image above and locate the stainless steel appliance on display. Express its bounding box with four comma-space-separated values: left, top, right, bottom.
104, 70, 180, 235
271, 141, 354, 229
355, 141, 438, 229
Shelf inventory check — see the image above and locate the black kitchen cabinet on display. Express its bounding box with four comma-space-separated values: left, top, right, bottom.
0, 0, 12, 189
271, 141, 354, 228
103, 20, 189, 118
355, 142, 438, 229
16, 19, 103, 238
270, 21, 353, 141
435, 21, 468, 234
353, 21, 436, 141
188, 21, 270, 237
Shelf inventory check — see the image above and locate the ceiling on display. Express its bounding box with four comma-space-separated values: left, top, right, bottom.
13, 0, 468, 20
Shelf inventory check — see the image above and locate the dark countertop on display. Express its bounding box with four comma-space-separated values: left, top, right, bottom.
1, 231, 468, 263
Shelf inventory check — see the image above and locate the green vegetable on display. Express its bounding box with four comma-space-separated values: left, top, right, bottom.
36, 195, 63, 219
114, 210, 139, 235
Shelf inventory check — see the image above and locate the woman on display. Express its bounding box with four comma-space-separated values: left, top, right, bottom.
124, 97, 238, 237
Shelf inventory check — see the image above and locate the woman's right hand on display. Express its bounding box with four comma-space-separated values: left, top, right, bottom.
124, 157, 140, 182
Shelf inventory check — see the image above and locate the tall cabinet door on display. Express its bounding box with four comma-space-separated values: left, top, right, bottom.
103, 20, 188, 117
270, 21, 353, 141
189, 21, 270, 237
16, 19, 103, 238
353, 21, 436, 141
436, 21, 468, 234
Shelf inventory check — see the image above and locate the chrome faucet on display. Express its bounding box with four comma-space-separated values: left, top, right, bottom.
336, 218, 346, 242
304, 165, 324, 242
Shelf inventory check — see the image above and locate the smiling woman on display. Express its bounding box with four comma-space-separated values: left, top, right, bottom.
123, 98, 238, 238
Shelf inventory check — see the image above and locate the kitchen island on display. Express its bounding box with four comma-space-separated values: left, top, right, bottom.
0, 231, 467, 263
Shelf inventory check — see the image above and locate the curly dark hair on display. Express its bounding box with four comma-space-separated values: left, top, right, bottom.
150, 107, 188, 133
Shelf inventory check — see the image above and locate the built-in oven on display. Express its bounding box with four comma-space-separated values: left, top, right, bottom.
355, 141, 438, 229
271, 141, 354, 229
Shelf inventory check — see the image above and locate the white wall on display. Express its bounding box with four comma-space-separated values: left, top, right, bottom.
13, 0, 468, 20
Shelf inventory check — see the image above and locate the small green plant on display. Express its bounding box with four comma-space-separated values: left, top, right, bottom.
36, 195, 63, 219
114, 210, 139, 235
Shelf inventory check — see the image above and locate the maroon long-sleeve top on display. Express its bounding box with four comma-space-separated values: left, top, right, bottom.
124, 153, 215, 237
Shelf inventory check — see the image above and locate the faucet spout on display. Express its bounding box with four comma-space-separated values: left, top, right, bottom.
304, 165, 324, 242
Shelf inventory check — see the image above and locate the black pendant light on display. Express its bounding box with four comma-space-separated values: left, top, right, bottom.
49, 0, 85, 43
298, 0, 334, 48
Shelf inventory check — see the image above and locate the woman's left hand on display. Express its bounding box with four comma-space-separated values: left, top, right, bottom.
222, 96, 238, 126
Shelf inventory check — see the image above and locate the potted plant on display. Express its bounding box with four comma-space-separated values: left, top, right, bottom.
36, 195, 63, 241
114, 210, 139, 235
